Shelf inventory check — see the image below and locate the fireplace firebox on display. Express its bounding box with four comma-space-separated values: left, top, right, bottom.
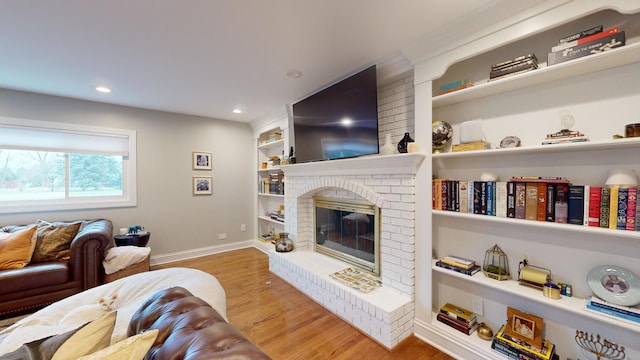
313, 196, 380, 275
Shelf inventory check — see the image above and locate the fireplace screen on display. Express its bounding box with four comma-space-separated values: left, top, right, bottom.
314, 196, 380, 275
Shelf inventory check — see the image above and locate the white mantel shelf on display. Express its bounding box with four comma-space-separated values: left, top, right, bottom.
280, 153, 426, 177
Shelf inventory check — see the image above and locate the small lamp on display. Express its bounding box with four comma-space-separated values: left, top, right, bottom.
605, 169, 638, 188
483, 244, 510, 281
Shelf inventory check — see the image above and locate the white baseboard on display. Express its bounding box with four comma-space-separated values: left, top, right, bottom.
149, 239, 270, 266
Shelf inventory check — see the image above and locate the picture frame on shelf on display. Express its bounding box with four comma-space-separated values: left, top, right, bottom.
505, 307, 543, 350
193, 176, 212, 195
192, 151, 212, 170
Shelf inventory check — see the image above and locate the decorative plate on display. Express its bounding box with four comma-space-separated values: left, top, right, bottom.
587, 265, 640, 306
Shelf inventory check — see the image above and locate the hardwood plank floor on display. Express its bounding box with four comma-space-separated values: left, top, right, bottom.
152, 247, 454, 360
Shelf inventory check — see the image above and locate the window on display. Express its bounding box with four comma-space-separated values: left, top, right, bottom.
0, 116, 136, 213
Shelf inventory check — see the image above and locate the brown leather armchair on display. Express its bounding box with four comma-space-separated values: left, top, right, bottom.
128, 287, 272, 360
0, 219, 112, 316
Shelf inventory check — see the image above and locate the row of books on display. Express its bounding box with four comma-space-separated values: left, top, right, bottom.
491, 325, 558, 360
259, 172, 284, 195
435, 255, 481, 276
489, 53, 538, 81
585, 295, 640, 325
432, 177, 640, 231
547, 24, 626, 66
437, 303, 478, 336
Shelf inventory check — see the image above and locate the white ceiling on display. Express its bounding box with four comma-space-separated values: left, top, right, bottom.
1, 0, 514, 123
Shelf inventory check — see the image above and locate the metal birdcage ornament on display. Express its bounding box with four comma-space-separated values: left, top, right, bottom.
483, 244, 510, 281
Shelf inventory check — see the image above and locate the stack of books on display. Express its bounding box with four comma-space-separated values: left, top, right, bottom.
438, 79, 473, 95
492, 325, 558, 360
541, 130, 588, 145
489, 54, 538, 81
435, 255, 481, 276
436, 303, 478, 335
548, 25, 626, 66
585, 296, 640, 324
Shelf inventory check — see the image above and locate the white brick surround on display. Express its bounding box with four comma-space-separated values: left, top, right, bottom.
270, 154, 424, 348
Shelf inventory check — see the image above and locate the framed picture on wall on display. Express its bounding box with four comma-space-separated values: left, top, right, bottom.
193, 176, 212, 195
192, 151, 212, 170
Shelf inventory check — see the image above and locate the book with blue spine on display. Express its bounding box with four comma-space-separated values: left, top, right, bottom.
567, 185, 585, 225
617, 187, 628, 230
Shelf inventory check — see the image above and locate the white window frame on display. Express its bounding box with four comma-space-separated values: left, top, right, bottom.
0, 116, 137, 213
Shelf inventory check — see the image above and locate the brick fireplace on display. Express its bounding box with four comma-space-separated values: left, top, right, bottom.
269, 153, 424, 348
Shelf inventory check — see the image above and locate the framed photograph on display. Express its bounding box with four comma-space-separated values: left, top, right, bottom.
505, 307, 543, 349
193, 176, 212, 195
192, 151, 212, 170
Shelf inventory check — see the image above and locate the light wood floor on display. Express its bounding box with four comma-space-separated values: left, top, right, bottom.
152, 247, 454, 360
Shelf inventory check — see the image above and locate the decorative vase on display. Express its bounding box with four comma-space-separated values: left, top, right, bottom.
397, 132, 414, 153
381, 133, 395, 155
275, 232, 294, 252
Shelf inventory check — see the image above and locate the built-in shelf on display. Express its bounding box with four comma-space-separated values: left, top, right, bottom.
258, 215, 284, 225
432, 260, 640, 333
257, 139, 284, 150
432, 42, 640, 108
432, 210, 640, 240
258, 193, 284, 198
281, 153, 425, 177
432, 137, 640, 159
258, 166, 281, 172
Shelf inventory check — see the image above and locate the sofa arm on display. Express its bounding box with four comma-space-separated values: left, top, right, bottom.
129, 287, 272, 360
69, 219, 113, 288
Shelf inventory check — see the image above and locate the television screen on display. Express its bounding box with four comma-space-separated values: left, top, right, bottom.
292, 65, 378, 163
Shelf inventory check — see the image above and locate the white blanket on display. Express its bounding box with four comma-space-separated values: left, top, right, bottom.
0, 267, 226, 355
102, 246, 152, 274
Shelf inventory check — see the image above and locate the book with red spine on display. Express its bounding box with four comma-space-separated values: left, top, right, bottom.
627, 187, 637, 231
551, 26, 620, 52
537, 182, 547, 221
588, 186, 602, 227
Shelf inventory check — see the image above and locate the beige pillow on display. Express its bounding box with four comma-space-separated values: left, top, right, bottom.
77, 330, 158, 360
51, 312, 117, 360
31, 220, 81, 263
0, 225, 37, 270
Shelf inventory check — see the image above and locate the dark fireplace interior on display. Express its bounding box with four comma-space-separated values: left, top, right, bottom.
314, 196, 379, 275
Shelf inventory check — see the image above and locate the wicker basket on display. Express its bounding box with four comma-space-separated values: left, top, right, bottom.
104, 254, 150, 283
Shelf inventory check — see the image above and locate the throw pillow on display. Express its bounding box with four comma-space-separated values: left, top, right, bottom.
0, 225, 37, 270
31, 220, 81, 263
77, 329, 158, 360
0, 312, 116, 360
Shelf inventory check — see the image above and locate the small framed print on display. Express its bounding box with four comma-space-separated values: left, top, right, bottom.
192, 151, 212, 170
193, 176, 212, 195
505, 307, 543, 349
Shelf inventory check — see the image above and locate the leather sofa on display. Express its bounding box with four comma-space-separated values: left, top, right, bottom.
0, 219, 112, 316
128, 286, 272, 360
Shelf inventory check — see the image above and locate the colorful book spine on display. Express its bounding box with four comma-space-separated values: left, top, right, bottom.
441, 180, 448, 211
473, 181, 482, 214
588, 186, 602, 227
436, 313, 477, 335
467, 181, 474, 214
525, 183, 538, 220
433, 179, 442, 210
515, 182, 526, 219
609, 186, 619, 229
600, 187, 610, 228
636, 189, 640, 231
496, 181, 508, 218
537, 182, 547, 221
616, 187, 628, 230
459, 181, 468, 213
435, 260, 481, 276
626, 187, 637, 231
507, 182, 516, 218
583, 185, 590, 225
568, 185, 585, 225
486, 181, 495, 216
555, 184, 569, 223
545, 183, 556, 222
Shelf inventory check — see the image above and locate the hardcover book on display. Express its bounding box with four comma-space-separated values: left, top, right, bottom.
507, 182, 516, 218
554, 184, 569, 223
600, 187, 610, 228
435, 260, 481, 276
525, 183, 538, 220
537, 182, 547, 221
617, 187, 628, 230
545, 183, 556, 222
567, 185, 585, 225
609, 186, 619, 230
626, 187, 636, 231
547, 31, 626, 66
588, 186, 602, 227
515, 182, 526, 219
459, 181, 469, 213
496, 181, 508, 218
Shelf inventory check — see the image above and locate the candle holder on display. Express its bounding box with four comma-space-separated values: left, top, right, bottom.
575, 330, 625, 360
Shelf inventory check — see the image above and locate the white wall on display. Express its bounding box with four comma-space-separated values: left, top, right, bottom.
0, 88, 255, 260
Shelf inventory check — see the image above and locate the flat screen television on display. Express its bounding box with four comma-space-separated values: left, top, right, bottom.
292, 65, 378, 163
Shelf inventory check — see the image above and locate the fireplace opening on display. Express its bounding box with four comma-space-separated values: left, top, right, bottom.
313, 196, 380, 275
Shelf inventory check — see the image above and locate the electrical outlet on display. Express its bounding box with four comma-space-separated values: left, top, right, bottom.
472, 296, 484, 316
240, 224, 246, 232
218, 233, 227, 240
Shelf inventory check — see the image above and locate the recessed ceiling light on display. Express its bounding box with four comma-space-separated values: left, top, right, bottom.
95, 86, 111, 93
286, 69, 302, 79
233, 108, 242, 114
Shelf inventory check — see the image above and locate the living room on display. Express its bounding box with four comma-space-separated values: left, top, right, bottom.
2, 1, 640, 359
